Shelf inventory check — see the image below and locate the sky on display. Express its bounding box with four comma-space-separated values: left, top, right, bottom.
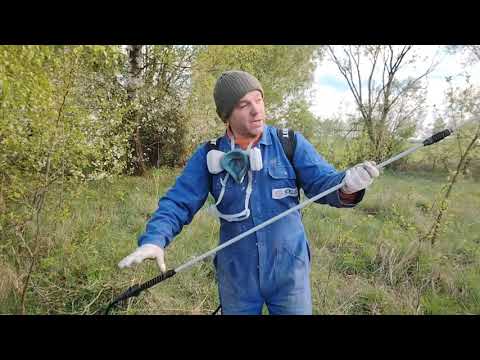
309, 45, 480, 134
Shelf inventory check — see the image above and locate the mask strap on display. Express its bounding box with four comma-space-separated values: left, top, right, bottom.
215, 173, 230, 206
242, 170, 253, 213
208, 170, 253, 222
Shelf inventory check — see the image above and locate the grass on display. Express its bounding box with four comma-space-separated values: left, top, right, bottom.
2, 167, 479, 315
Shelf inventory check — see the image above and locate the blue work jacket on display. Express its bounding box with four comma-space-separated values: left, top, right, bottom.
138, 125, 364, 301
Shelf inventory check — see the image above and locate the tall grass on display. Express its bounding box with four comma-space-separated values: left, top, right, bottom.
2, 167, 479, 314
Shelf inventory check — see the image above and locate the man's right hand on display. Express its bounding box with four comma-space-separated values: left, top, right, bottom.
118, 244, 166, 273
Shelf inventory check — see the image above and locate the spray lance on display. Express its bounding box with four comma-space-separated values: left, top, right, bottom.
104, 127, 455, 315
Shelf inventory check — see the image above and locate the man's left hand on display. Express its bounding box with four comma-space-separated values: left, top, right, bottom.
341, 161, 379, 194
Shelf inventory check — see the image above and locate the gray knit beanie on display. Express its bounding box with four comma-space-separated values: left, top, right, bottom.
213, 70, 264, 121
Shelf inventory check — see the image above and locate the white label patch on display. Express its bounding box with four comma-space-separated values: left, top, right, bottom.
272, 187, 298, 199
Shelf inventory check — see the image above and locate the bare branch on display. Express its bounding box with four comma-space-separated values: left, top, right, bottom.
328, 46, 368, 120
348, 46, 363, 106
367, 46, 380, 114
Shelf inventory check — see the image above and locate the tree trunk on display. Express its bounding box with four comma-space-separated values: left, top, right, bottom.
126, 45, 147, 176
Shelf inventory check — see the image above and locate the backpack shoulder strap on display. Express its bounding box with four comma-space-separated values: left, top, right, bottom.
276, 127, 301, 200
276, 127, 297, 165
204, 136, 222, 192
205, 137, 221, 152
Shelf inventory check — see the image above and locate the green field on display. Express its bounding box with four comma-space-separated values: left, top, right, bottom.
2, 167, 479, 315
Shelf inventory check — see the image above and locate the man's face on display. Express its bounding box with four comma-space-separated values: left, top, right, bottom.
227, 90, 265, 139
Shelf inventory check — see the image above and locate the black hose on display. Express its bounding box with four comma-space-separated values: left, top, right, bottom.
105, 269, 176, 315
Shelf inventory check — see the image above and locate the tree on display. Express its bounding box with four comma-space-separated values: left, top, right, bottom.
280, 99, 318, 140
327, 45, 436, 161
425, 74, 480, 245
447, 45, 480, 64
124, 45, 148, 176
0, 45, 128, 312
115, 45, 198, 170
135, 45, 195, 168
467, 45, 480, 62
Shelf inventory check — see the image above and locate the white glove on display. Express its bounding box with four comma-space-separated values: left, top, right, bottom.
341, 161, 379, 194
118, 244, 166, 272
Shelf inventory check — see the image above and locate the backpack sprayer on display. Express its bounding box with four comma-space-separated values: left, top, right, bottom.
104, 127, 457, 315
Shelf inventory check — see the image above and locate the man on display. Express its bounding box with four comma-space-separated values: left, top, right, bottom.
118, 70, 379, 314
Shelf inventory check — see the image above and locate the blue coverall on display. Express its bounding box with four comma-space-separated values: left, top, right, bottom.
138, 125, 364, 314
